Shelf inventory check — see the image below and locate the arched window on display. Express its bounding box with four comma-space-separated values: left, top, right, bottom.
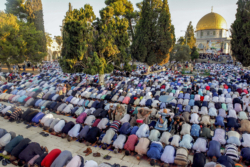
198, 43, 204, 49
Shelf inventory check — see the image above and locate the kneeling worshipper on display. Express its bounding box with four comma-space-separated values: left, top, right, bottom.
0, 131, 16, 150
18, 142, 48, 166
33, 152, 48, 167
65, 155, 84, 167
43, 116, 55, 131
226, 128, 241, 146
67, 124, 82, 142
192, 153, 206, 167
61, 121, 75, 138
85, 127, 102, 146
239, 120, 250, 133
112, 134, 127, 154
78, 125, 90, 142
160, 145, 175, 165
192, 138, 208, 153
239, 147, 250, 165
22, 108, 39, 124
31, 112, 45, 126
2, 135, 23, 155
147, 141, 164, 166
9, 138, 31, 162
40, 149, 61, 167
0, 128, 7, 138
124, 134, 138, 156
48, 118, 61, 133
9, 108, 23, 122
3, 107, 21, 120
135, 137, 150, 160
136, 123, 150, 138
179, 134, 193, 149
50, 119, 66, 135
50, 150, 72, 167
100, 120, 121, 150
217, 155, 235, 167
207, 140, 222, 161
39, 113, 54, 127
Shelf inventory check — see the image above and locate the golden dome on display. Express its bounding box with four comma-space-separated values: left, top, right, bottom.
196, 12, 227, 31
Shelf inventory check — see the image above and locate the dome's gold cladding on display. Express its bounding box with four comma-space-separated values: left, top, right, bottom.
196, 12, 228, 31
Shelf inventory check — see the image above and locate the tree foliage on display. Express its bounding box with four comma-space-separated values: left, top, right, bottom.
45, 32, 52, 47
5, 0, 47, 53
185, 21, 196, 49
25, 0, 46, 52
5, 0, 26, 20
54, 36, 62, 46
191, 46, 199, 60
177, 36, 185, 45
60, 2, 132, 75
170, 44, 191, 63
0, 12, 46, 71
231, 0, 250, 67
131, 0, 174, 66
60, 4, 96, 72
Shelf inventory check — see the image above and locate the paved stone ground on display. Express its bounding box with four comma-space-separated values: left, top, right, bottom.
0, 102, 155, 167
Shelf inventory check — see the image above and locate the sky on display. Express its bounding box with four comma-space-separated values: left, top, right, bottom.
0, 0, 238, 40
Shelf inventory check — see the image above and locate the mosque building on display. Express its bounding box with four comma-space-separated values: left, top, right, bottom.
195, 8, 232, 54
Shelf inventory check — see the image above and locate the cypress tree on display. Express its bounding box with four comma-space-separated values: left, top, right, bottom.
131, 0, 174, 67
185, 21, 196, 49
25, 0, 46, 52
60, 4, 96, 72
231, 0, 250, 66
171, 25, 176, 47
5, 0, 27, 20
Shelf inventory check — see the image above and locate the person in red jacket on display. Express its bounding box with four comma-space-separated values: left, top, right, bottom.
40, 149, 61, 167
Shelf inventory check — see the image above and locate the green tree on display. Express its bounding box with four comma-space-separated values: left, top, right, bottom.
231, 0, 250, 66
171, 25, 176, 47
60, 3, 132, 84
45, 32, 52, 47
0, 12, 25, 72
0, 12, 45, 72
104, 0, 139, 65
25, 0, 46, 52
60, 4, 96, 72
170, 44, 191, 63
19, 21, 46, 63
131, 0, 174, 68
191, 47, 199, 60
185, 21, 196, 49
177, 36, 185, 45
5, 0, 26, 20
54, 36, 62, 46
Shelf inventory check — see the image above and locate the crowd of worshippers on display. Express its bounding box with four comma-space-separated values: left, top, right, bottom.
0, 128, 104, 167
198, 53, 232, 62
1, 64, 250, 166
